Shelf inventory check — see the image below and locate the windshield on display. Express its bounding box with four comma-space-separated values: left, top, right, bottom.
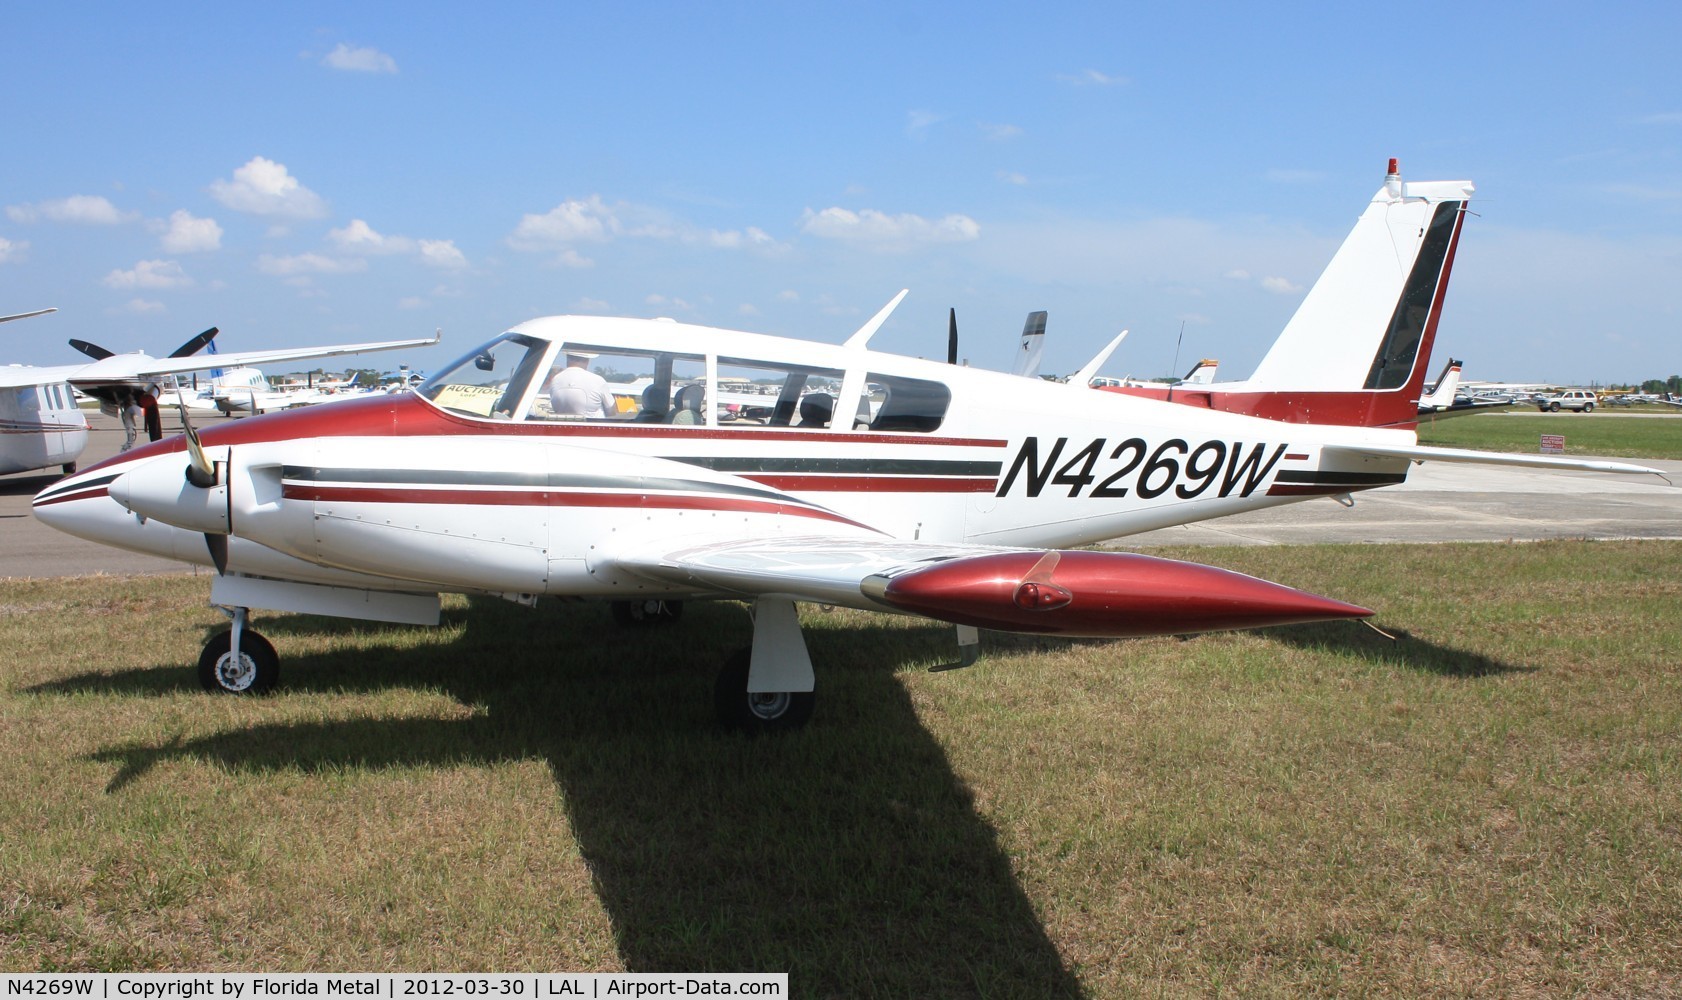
419, 333, 552, 418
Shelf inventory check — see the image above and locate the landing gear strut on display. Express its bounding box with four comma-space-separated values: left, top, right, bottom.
714, 648, 814, 732
198, 606, 278, 694
713, 598, 816, 733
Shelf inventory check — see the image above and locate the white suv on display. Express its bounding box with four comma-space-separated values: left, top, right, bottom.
1538, 390, 1597, 413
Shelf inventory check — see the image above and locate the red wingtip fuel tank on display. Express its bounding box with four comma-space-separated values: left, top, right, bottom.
864, 550, 1371, 637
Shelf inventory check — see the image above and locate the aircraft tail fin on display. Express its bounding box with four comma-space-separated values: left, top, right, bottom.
1418, 358, 1463, 411
1243, 160, 1473, 426
1181, 358, 1219, 385
1011, 311, 1047, 378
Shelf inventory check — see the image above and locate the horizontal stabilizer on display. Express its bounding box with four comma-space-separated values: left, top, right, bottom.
1323, 443, 1667, 478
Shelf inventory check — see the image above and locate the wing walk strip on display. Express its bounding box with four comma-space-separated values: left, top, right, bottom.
279, 466, 883, 532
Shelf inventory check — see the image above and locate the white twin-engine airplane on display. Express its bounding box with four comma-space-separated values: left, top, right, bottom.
33, 161, 1663, 732
3, 309, 439, 476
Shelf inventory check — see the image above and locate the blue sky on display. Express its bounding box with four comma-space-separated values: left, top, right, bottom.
4, 2, 1679, 383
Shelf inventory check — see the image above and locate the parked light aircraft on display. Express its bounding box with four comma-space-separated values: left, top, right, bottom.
3, 313, 439, 476
33, 161, 1664, 732
1, 308, 87, 475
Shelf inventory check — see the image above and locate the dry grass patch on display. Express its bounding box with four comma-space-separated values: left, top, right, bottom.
3, 541, 1681, 996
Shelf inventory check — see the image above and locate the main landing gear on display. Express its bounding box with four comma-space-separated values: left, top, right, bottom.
611, 595, 818, 733
198, 605, 278, 694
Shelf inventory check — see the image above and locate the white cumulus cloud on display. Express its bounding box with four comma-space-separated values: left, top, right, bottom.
0, 236, 25, 263
800, 207, 981, 249
7, 195, 137, 225
210, 157, 327, 218
328, 219, 413, 254
157, 210, 222, 253
322, 43, 398, 74
103, 259, 191, 290
256, 253, 368, 276
417, 239, 468, 270
1260, 275, 1303, 294
509, 196, 620, 247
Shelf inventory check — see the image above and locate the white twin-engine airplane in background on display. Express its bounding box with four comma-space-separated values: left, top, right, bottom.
33, 161, 1665, 732
1, 310, 437, 476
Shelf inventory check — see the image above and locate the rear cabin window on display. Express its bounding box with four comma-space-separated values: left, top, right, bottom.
851, 373, 951, 433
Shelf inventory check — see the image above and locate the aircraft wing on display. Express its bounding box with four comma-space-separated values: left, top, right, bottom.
0, 363, 93, 389
605, 533, 1371, 637
72, 333, 441, 385
1323, 443, 1666, 477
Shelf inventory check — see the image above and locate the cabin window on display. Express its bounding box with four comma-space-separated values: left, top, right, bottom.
850, 372, 951, 433
526, 346, 705, 424
713, 358, 845, 429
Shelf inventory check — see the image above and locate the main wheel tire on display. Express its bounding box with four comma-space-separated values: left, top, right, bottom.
1582, 403, 1594, 413
198, 630, 279, 694
1549, 402, 1561, 412
713, 648, 814, 733
611, 599, 685, 626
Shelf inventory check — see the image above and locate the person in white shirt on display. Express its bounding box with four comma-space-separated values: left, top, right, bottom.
547, 352, 613, 418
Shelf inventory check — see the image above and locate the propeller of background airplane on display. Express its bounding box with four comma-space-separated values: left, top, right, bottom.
948, 308, 959, 365
69, 326, 219, 362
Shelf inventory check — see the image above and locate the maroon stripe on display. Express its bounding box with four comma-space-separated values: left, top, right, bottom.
743, 474, 997, 493
284, 484, 873, 529
32, 486, 109, 508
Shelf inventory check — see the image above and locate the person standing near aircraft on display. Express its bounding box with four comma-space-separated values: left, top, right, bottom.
138, 383, 163, 442
547, 351, 613, 418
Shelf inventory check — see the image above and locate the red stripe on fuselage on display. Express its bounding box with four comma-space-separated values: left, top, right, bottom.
284, 484, 876, 530
742, 475, 997, 493
31, 486, 109, 507
78, 394, 1007, 477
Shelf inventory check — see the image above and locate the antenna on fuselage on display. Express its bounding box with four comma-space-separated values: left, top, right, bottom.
1069, 329, 1129, 387
843, 289, 909, 350
1166, 320, 1185, 403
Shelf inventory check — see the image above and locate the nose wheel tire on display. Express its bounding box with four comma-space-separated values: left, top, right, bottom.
714, 648, 814, 733
198, 630, 279, 694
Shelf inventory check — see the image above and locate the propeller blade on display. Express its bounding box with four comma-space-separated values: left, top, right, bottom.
947, 308, 958, 365
168, 327, 219, 358
69, 338, 115, 361
205, 533, 229, 576
176, 403, 217, 489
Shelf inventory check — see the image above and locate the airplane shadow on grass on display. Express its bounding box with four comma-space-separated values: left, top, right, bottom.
78, 598, 1085, 996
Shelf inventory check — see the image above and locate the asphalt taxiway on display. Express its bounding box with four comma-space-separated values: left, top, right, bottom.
3, 410, 1680, 579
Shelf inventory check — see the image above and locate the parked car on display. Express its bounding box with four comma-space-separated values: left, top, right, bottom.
1538, 390, 1598, 413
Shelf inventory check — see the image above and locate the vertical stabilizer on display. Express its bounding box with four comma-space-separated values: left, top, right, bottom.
1244, 161, 1473, 423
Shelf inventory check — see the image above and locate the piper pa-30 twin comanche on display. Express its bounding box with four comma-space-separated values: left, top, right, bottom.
33, 161, 1663, 732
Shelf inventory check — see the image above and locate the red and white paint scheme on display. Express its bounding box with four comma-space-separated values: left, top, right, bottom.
32, 163, 1661, 731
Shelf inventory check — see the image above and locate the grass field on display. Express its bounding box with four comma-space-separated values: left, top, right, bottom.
1417, 410, 1682, 460
4, 541, 1681, 995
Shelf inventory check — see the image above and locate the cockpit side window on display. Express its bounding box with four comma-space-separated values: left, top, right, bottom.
420, 333, 549, 419
852, 372, 951, 432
